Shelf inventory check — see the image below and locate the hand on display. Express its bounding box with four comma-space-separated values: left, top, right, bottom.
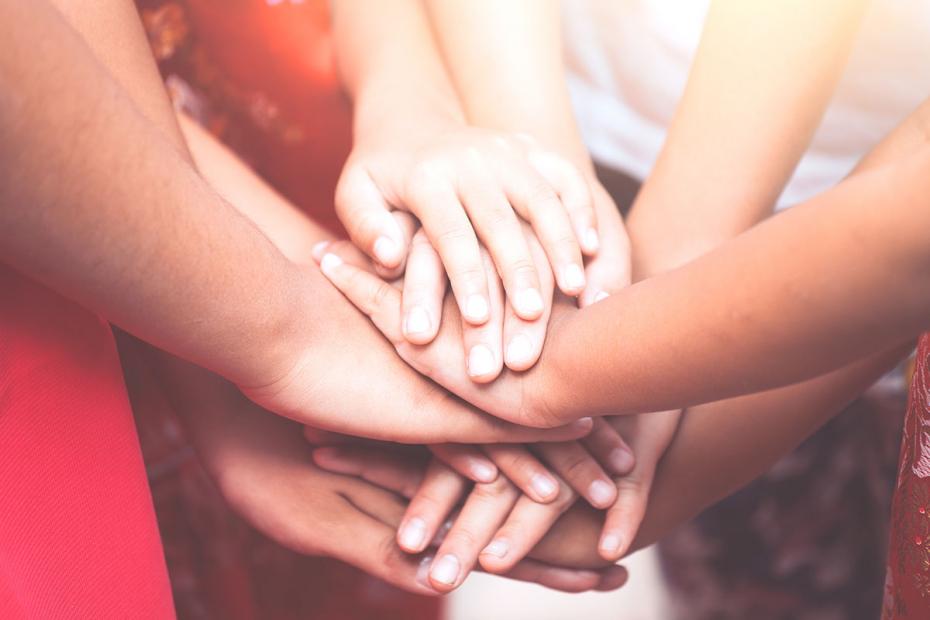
313, 245, 584, 428
310, 445, 630, 592
338, 122, 599, 310
386, 222, 556, 383
233, 248, 590, 443
311, 418, 638, 589
153, 357, 624, 595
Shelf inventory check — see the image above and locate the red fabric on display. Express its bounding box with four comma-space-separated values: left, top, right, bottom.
884, 335, 930, 618
0, 266, 174, 619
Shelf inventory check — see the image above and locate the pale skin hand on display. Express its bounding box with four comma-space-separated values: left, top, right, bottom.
319, 95, 930, 571
332, 0, 600, 382
425, 0, 868, 559
315, 143, 930, 425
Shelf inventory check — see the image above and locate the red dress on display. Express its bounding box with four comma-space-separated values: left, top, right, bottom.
884, 334, 930, 618
0, 267, 175, 618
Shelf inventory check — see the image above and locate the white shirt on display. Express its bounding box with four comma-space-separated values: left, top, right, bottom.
562, 0, 930, 208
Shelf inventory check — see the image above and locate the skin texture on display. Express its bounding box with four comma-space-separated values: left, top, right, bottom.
315, 93, 930, 579
331, 0, 602, 378
424, 0, 869, 562
1, 0, 595, 445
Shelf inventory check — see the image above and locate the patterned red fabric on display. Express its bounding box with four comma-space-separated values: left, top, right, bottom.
884, 334, 930, 618
0, 267, 175, 619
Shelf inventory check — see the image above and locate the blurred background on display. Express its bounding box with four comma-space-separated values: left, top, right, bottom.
129, 2, 908, 618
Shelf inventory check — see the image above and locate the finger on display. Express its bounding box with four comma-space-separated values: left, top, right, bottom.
535, 441, 616, 509
508, 154, 587, 295
503, 228, 554, 371
402, 229, 446, 344
317, 250, 405, 343
456, 168, 544, 321
374, 211, 419, 280
483, 444, 560, 503
594, 564, 630, 591
503, 559, 626, 593
479, 477, 577, 574
334, 165, 408, 269
582, 418, 636, 476
327, 508, 439, 595
598, 410, 681, 561
398, 460, 470, 554
428, 476, 520, 591
311, 445, 428, 499
578, 185, 632, 307
460, 248, 505, 382
406, 166, 491, 325
310, 239, 371, 269
430, 443, 499, 483
599, 472, 651, 562
526, 150, 599, 257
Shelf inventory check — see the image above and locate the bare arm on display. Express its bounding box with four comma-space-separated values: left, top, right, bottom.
627, 0, 868, 276
0, 0, 315, 388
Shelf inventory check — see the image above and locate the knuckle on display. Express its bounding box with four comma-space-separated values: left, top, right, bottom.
376, 533, 402, 569
508, 257, 538, 280
369, 280, 393, 308
446, 527, 480, 551
559, 452, 595, 480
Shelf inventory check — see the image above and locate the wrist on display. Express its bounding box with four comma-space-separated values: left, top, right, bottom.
352, 78, 464, 144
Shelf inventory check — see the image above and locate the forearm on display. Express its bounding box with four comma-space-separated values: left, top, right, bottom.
547, 151, 930, 417
630, 344, 909, 551
531, 344, 908, 568
331, 0, 464, 138
425, 0, 588, 166
626, 0, 868, 276
177, 114, 329, 265
0, 0, 314, 387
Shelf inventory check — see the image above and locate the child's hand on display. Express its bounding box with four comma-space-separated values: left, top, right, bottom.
310, 419, 637, 591
311, 444, 632, 592
336, 124, 599, 339
153, 359, 623, 595
313, 244, 580, 427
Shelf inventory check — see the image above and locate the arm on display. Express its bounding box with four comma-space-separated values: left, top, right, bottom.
4, 0, 585, 444
0, 0, 311, 388
528, 343, 909, 568
627, 0, 869, 276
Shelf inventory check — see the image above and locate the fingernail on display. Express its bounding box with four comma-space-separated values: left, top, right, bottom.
584, 227, 600, 253
594, 290, 610, 303
373, 236, 398, 265
468, 344, 496, 377
311, 241, 330, 260
505, 333, 534, 366
531, 473, 558, 499
589, 480, 616, 507
600, 532, 623, 556
515, 288, 544, 316
399, 517, 427, 551
430, 554, 460, 586
482, 538, 510, 559
320, 253, 343, 277
416, 555, 434, 589
562, 264, 586, 292
570, 417, 594, 434
608, 447, 634, 474
404, 306, 431, 336
471, 461, 498, 483
464, 294, 489, 322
